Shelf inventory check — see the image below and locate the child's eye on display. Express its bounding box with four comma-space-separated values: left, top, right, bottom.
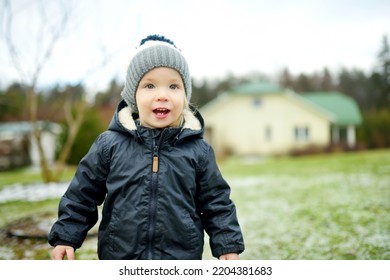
170, 84, 179, 90
146, 84, 154, 89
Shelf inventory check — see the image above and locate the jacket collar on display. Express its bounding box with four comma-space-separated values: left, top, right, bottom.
111, 100, 203, 138
117, 101, 202, 132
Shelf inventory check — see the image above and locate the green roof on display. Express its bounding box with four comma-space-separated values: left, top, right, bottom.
203, 81, 362, 126
302, 92, 362, 125
229, 81, 284, 95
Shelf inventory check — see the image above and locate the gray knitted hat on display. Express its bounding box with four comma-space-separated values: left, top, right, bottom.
121, 35, 191, 113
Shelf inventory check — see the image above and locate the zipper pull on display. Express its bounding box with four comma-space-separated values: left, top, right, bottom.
152, 146, 159, 173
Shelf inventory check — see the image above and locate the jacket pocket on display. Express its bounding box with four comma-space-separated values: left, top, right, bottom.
98, 205, 119, 258
181, 212, 203, 249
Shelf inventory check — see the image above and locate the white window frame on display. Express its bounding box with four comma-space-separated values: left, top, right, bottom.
264, 125, 272, 142
294, 126, 309, 142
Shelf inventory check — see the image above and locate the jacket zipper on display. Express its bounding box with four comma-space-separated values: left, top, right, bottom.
152, 146, 159, 173
147, 139, 160, 259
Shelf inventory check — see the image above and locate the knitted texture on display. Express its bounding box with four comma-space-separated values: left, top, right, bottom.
121, 35, 191, 113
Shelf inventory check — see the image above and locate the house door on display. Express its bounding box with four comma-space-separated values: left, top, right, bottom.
331, 126, 356, 148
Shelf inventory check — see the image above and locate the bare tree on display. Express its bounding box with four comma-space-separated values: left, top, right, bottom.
1, 0, 87, 182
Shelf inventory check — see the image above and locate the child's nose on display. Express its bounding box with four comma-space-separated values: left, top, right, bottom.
156, 88, 169, 101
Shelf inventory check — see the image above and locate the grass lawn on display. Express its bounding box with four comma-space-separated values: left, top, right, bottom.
0, 166, 77, 191
0, 149, 389, 259
213, 149, 390, 260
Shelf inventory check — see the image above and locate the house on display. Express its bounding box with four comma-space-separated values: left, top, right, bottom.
0, 121, 62, 170
200, 81, 362, 157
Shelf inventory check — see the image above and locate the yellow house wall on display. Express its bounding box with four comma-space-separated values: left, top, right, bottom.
202, 94, 330, 156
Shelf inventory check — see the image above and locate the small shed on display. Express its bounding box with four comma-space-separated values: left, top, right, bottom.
0, 121, 62, 170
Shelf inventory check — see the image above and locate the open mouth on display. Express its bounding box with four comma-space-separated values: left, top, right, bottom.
153, 108, 170, 116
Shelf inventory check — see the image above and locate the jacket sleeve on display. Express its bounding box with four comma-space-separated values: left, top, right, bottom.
196, 143, 245, 258
48, 133, 109, 249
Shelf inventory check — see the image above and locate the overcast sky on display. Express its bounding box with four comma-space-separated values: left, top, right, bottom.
1, 0, 390, 91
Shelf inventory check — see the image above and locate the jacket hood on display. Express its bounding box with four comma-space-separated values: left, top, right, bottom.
108, 100, 204, 140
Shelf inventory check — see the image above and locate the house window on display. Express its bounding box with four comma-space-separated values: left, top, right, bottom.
264, 126, 272, 142
294, 126, 309, 142
253, 97, 262, 107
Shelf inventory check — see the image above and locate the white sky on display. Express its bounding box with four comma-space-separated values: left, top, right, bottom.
1, 0, 390, 91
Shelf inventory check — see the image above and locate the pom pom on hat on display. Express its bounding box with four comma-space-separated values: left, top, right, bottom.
121, 34, 191, 113
140, 34, 177, 47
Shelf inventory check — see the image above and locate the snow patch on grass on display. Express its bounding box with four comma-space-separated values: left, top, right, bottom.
0, 182, 68, 203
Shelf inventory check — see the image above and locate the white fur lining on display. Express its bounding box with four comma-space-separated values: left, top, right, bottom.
118, 106, 137, 131
117, 106, 201, 131
182, 109, 202, 130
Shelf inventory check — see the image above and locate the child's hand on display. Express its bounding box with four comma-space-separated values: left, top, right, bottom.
51, 245, 75, 260
219, 253, 239, 260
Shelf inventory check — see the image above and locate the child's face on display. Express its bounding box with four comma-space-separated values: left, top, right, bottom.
136, 67, 186, 129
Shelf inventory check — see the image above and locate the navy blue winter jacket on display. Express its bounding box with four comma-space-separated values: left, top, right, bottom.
48, 100, 244, 259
